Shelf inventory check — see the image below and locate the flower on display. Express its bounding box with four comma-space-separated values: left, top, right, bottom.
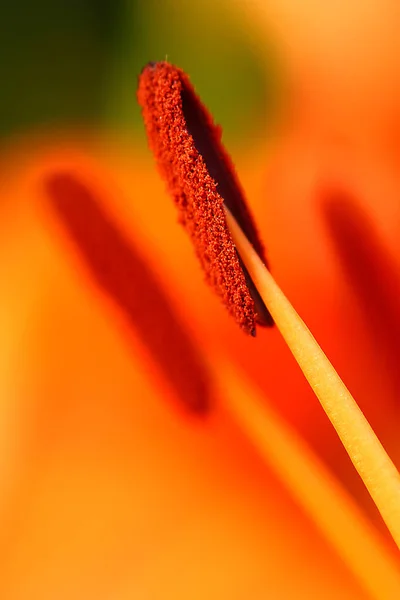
0, 1, 400, 599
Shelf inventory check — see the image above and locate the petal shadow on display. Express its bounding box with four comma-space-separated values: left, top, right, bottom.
45, 173, 211, 415
323, 190, 400, 403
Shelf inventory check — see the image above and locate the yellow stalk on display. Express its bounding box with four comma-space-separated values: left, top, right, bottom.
218, 366, 400, 600
224, 207, 400, 549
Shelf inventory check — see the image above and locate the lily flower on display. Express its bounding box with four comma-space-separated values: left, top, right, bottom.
1, 1, 400, 599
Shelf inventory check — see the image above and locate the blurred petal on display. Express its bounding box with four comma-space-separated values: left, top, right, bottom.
0, 136, 374, 598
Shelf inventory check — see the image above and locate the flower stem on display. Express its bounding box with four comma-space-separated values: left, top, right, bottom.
225, 206, 400, 550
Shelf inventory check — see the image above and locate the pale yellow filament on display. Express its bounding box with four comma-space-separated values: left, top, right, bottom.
224, 207, 400, 550
218, 366, 400, 600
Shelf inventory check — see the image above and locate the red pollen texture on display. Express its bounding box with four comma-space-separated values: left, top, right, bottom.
137, 61, 268, 335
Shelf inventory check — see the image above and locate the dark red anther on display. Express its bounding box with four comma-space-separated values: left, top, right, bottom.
137, 61, 273, 335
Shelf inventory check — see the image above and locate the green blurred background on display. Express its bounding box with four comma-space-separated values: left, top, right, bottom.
0, 0, 280, 148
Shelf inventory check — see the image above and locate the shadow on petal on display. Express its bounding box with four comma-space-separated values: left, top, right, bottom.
45, 173, 211, 415
322, 190, 400, 405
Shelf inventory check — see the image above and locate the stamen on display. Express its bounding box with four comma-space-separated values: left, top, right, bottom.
137, 61, 273, 335
224, 206, 400, 550
220, 366, 400, 600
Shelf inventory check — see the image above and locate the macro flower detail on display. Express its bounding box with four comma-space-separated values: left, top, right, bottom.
139, 60, 400, 571
138, 61, 273, 335
2, 2, 400, 598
